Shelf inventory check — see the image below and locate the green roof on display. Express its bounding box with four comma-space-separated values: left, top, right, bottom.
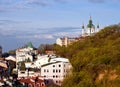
27, 42, 33, 48
87, 17, 95, 28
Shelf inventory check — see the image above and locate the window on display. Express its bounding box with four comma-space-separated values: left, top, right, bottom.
56, 81, 58, 83
59, 64, 61, 67
59, 69, 61, 73
47, 69, 49, 72
53, 69, 55, 73
36, 83, 40, 87
56, 75, 58, 78
44, 69, 46, 72
44, 75, 46, 77
53, 75, 55, 78
28, 84, 32, 87
41, 83, 45, 86
56, 70, 58, 73
53, 65, 55, 67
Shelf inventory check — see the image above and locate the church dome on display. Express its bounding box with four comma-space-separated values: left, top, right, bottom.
27, 42, 33, 48
87, 17, 95, 28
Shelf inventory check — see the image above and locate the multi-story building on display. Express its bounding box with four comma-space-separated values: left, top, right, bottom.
40, 57, 72, 86
0, 46, 2, 57
16, 42, 38, 78
15, 43, 72, 86
17, 54, 72, 86
56, 36, 80, 47
16, 42, 37, 62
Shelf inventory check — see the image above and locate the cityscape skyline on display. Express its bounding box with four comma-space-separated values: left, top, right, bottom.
0, 0, 120, 52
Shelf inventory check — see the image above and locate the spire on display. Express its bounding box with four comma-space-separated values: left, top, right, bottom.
82, 22, 84, 29
82, 22, 85, 36
97, 23, 99, 29
89, 16, 93, 27
88, 16, 92, 34
96, 23, 100, 32
90, 15, 92, 20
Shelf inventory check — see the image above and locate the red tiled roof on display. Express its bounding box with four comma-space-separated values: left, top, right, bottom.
19, 77, 46, 87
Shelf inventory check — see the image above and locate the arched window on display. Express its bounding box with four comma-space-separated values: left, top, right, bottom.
28, 83, 33, 87
36, 83, 40, 87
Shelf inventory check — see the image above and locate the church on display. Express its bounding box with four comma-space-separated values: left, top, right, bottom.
56, 16, 100, 47
81, 16, 99, 37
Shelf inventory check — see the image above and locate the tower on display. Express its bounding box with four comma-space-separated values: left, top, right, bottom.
97, 23, 100, 32
82, 22, 85, 36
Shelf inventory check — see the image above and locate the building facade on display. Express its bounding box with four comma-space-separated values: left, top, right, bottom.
16, 42, 37, 62
56, 36, 80, 47
41, 57, 72, 86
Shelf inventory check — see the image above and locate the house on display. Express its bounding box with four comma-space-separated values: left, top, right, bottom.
19, 77, 46, 87
5, 56, 16, 62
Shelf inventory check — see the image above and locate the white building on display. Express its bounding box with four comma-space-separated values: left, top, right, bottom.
40, 57, 72, 86
82, 16, 99, 37
16, 42, 37, 62
56, 36, 80, 47
17, 54, 72, 86
16, 42, 38, 78
56, 17, 100, 46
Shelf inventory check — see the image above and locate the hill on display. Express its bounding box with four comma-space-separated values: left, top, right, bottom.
54, 24, 120, 87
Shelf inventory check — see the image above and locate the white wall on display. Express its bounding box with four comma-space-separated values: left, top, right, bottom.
41, 62, 71, 86
56, 38, 62, 46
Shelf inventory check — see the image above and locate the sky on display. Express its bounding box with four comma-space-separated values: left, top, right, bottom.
0, 0, 120, 52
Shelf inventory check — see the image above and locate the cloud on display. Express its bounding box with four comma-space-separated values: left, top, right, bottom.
0, 0, 120, 13
0, 25, 81, 40
16, 34, 54, 40
0, 0, 71, 12
0, 20, 19, 25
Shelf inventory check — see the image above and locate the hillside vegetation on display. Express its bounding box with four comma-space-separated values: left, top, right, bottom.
54, 24, 120, 87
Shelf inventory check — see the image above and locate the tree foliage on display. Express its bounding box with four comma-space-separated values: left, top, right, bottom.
54, 24, 120, 87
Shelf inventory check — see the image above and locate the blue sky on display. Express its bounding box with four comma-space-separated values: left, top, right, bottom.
0, 0, 120, 52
